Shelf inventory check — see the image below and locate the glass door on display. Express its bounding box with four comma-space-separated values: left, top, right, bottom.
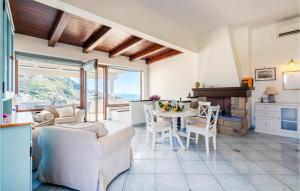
83, 59, 98, 122
83, 59, 107, 121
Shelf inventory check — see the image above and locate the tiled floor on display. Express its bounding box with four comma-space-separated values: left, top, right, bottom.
33, 127, 300, 191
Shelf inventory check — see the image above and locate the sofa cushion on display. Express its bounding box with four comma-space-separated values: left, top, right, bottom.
34, 110, 54, 122
41, 110, 55, 121
46, 106, 59, 118
79, 122, 108, 138
56, 106, 74, 118
60, 121, 108, 138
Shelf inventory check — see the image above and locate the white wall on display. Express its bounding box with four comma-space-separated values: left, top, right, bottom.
251, 21, 300, 103
148, 51, 198, 100
14, 34, 149, 98
198, 27, 240, 87
148, 26, 244, 100
231, 25, 251, 78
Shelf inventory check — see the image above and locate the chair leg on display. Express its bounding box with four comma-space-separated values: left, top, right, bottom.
162, 131, 165, 143
205, 136, 209, 155
187, 131, 191, 149
213, 135, 216, 151
195, 134, 199, 144
169, 128, 173, 147
151, 132, 156, 150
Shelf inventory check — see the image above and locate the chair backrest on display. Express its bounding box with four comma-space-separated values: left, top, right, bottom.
205, 105, 220, 133
198, 101, 211, 118
143, 104, 155, 130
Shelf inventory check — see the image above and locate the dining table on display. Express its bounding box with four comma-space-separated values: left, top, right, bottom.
152, 109, 197, 150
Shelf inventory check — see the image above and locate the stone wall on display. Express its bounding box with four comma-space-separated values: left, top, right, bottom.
218, 97, 248, 136
192, 96, 249, 136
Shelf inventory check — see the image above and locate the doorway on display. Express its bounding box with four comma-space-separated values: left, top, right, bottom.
83, 59, 107, 121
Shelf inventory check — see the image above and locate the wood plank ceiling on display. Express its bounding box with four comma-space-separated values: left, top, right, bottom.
9, 0, 182, 64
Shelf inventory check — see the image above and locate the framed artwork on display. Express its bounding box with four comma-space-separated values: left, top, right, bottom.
255, 67, 276, 81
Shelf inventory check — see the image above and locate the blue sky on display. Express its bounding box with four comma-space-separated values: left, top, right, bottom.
113, 71, 140, 95
82, 70, 141, 95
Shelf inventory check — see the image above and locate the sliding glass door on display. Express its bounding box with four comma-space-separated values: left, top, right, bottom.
83, 59, 107, 121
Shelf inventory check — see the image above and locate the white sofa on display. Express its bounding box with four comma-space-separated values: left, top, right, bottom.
37, 125, 135, 191
54, 107, 85, 124
32, 105, 85, 170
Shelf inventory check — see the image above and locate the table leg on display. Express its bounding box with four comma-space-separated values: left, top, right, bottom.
172, 117, 185, 150
180, 117, 186, 130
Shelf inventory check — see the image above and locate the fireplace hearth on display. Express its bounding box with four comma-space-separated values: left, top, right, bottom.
191, 87, 253, 136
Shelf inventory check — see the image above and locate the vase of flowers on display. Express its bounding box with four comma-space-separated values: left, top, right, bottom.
158, 101, 171, 112
149, 95, 160, 101
171, 102, 185, 112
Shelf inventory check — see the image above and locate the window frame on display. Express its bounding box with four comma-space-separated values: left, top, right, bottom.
15, 56, 82, 112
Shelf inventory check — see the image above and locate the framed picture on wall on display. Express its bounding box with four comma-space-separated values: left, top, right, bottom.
255, 67, 276, 81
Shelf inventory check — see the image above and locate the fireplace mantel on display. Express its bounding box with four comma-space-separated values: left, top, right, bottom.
192, 87, 254, 98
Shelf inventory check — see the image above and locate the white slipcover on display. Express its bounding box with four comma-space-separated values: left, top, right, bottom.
38, 126, 135, 191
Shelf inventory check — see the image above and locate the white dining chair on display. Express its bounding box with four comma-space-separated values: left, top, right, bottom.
186, 105, 220, 155
186, 101, 211, 144
143, 105, 172, 150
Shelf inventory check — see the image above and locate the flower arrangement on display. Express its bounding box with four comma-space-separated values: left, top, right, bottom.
158, 101, 171, 112
172, 104, 184, 112
158, 101, 185, 112
149, 95, 160, 101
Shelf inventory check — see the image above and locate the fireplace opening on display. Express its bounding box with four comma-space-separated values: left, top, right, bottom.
207, 97, 231, 116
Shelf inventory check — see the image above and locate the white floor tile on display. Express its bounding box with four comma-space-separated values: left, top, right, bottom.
274, 175, 300, 191
129, 160, 155, 173
231, 161, 267, 174
216, 175, 256, 191
240, 151, 271, 161
180, 161, 211, 174
186, 174, 223, 191
176, 150, 202, 160
199, 151, 225, 161
219, 150, 248, 161
156, 160, 182, 173
204, 161, 239, 175
255, 161, 297, 175
123, 174, 155, 191
156, 150, 177, 160
133, 150, 156, 160
156, 174, 189, 191
107, 173, 127, 191
245, 175, 291, 191
262, 150, 298, 161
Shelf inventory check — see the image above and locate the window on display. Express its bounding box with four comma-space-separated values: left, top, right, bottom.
108, 67, 142, 105
17, 59, 81, 110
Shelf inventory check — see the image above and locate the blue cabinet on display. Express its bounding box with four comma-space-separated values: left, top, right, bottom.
1, 0, 14, 116
1, 0, 32, 191
1, 124, 32, 191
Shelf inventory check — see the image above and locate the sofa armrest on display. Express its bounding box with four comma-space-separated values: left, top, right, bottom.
97, 126, 135, 156
55, 117, 77, 124
75, 109, 85, 123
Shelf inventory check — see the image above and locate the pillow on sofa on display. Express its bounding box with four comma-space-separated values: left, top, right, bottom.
46, 106, 59, 118
61, 121, 108, 138
81, 121, 108, 138
33, 113, 43, 122
41, 110, 54, 121
34, 110, 54, 121
56, 106, 74, 118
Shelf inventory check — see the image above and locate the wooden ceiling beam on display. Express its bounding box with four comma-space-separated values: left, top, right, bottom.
146, 49, 182, 64
129, 44, 165, 61
48, 11, 71, 47
109, 36, 143, 58
83, 25, 112, 53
